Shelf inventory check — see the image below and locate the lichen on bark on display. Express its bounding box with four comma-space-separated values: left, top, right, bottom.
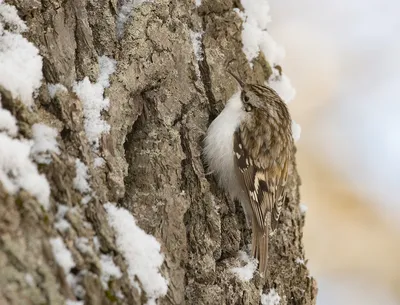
0, 0, 317, 304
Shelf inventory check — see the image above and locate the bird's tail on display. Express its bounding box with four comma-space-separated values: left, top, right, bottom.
251, 222, 269, 277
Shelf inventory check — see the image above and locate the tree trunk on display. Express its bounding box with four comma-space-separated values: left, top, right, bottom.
0, 0, 317, 304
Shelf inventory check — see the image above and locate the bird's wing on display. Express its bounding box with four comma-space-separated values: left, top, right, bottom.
233, 130, 287, 231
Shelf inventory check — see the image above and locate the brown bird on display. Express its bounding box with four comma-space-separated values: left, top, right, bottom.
204, 72, 294, 276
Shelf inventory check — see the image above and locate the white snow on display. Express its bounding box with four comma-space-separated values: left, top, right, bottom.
261, 289, 281, 305
116, 0, 149, 37
0, 101, 18, 136
236, 0, 282, 64
194, 0, 201, 6
116, 290, 125, 299
236, 0, 296, 104
104, 202, 168, 303
73, 159, 91, 194
299, 203, 308, 214
31, 123, 60, 164
82, 221, 93, 230
81, 194, 92, 205
48, 83, 67, 99
190, 30, 204, 79
55, 218, 71, 233
50, 237, 85, 300
0, 134, 51, 209
0, 3, 43, 107
259, 34, 285, 68
93, 157, 105, 168
75, 237, 92, 255
190, 30, 204, 61
54, 204, 71, 233
268, 73, 296, 104
190, 30, 203, 79
25, 273, 35, 287
49, 237, 75, 274
0, 3, 27, 33
97, 56, 116, 88
56, 204, 69, 219
0, 4, 51, 210
100, 254, 122, 288
93, 236, 100, 252
295, 257, 305, 265
241, 0, 271, 29
73, 56, 116, 151
291, 120, 301, 142
67, 271, 86, 300
230, 251, 258, 282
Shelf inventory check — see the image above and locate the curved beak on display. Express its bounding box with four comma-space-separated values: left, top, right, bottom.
227, 70, 244, 88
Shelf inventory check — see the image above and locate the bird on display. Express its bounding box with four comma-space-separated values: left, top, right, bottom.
204, 72, 294, 276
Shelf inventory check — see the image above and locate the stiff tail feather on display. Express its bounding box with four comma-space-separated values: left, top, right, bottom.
251, 221, 269, 277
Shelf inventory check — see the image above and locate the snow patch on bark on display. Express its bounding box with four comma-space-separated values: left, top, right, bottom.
54, 204, 71, 233
190, 30, 204, 62
117, 0, 150, 37
47, 83, 67, 98
100, 254, 122, 288
0, 99, 17, 136
0, 133, 51, 209
104, 202, 168, 304
230, 251, 258, 282
73, 159, 91, 195
73, 56, 116, 151
300, 203, 308, 214
235, 0, 299, 140
0, 3, 43, 107
31, 123, 60, 164
261, 289, 281, 305
50, 237, 75, 274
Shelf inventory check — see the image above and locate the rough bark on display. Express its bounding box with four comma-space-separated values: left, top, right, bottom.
0, 0, 317, 304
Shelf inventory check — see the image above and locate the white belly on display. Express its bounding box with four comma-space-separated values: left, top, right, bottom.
204, 91, 245, 201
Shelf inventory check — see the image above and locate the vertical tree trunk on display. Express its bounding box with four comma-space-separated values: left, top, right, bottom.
0, 0, 317, 304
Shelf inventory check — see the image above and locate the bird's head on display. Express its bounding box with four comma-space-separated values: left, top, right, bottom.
227, 71, 287, 116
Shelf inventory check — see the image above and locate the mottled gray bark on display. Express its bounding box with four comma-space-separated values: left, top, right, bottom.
0, 0, 317, 304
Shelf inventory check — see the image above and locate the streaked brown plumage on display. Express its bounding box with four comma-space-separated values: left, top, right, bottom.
230, 74, 294, 276
204, 72, 294, 277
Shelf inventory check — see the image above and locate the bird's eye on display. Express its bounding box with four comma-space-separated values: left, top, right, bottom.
244, 95, 250, 102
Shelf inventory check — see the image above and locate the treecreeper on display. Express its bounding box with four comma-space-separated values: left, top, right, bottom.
204, 72, 295, 277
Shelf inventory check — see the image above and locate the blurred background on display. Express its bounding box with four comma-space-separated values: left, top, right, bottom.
268, 0, 400, 304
